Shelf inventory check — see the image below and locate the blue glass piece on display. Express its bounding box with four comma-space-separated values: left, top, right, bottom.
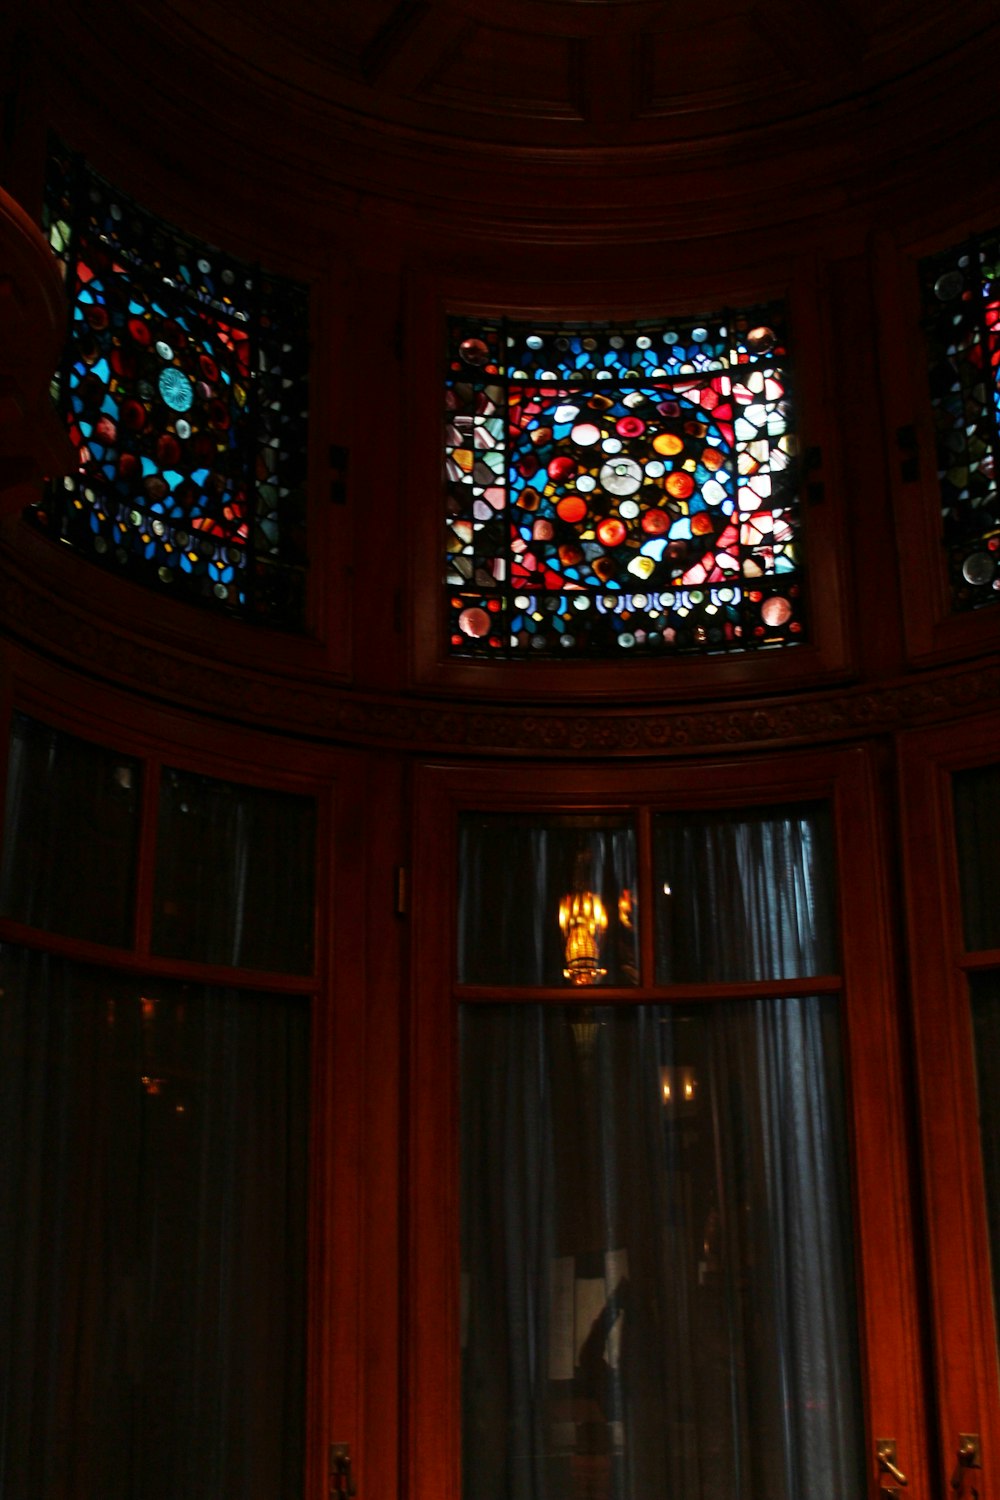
158, 368, 194, 412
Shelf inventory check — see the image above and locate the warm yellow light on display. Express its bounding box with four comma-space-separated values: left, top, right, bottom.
559, 889, 608, 986
660, 1066, 698, 1109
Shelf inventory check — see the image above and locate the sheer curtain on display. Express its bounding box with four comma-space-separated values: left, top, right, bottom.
458, 816, 638, 987
0, 713, 141, 947
954, 763, 1000, 1355
460, 809, 864, 1500
0, 948, 309, 1500
152, 767, 316, 973
653, 803, 836, 982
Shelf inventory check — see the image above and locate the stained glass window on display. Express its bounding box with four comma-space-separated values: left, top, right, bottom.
34, 142, 309, 626
921, 230, 1000, 612
444, 311, 803, 656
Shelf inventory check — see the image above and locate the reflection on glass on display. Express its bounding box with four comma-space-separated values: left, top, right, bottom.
654, 802, 837, 983
0, 712, 140, 947
954, 764, 1000, 952
461, 1001, 864, 1500
458, 814, 638, 987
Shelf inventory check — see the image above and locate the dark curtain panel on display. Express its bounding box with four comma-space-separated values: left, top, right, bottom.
953, 763, 1000, 952
653, 804, 837, 983
0, 948, 309, 1500
970, 974, 1000, 1366
957, 763, 1000, 1356
0, 713, 140, 947
152, 767, 316, 973
461, 1000, 864, 1500
458, 816, 638, 986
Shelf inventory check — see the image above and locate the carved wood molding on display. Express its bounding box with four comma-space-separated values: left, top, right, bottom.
0, 183, 76, 505
3, 562, 1000, 757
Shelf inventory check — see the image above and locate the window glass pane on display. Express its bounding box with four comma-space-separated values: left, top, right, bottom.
36, 139, 309, 628
153, 767, 316, 972
0, 946, 309, 1498
953, 762, 1000, 951
0, 712, 140, 946
969, 971, 1000, 1361
458, 814, 638, 987
653, 802, 837, 983
445, 311, 802, 658
461, 1000, 865, 1500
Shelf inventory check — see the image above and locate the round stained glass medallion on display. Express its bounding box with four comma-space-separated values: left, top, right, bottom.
158, 368, 194, 412
599, 457, 642, 495
962, 552, 994, 585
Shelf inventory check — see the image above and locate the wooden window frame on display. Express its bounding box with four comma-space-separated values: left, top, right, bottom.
0, 138, 352, 683
898, 711, 1000, 1494
407, 262, 854, 703
408, 745, 927, 1500
876, 213, 1000, 668
0, 647, 368, 1500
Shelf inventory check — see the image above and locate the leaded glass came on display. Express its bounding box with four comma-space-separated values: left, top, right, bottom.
34, 142, 309, 627
445, 312, 802, 656
921, 230, 1000, 612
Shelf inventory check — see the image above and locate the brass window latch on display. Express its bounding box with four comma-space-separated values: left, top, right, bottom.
876, 1438, 908, 1496
330, 1443, 357, 1500
951, 1434, 982, 1497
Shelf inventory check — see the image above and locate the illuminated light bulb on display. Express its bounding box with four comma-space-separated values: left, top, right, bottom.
559, 889, 608, 986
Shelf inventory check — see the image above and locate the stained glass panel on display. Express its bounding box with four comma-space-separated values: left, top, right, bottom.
445, 311, 803, 656
921, 230, 1000, 611
34, 142, 309, 627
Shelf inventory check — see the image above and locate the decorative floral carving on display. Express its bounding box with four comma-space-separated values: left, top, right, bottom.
3, 564, 1000, 760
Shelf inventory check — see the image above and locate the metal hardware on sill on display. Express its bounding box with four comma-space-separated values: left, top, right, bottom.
330, 1443, 356, 1499
876, 1439, 908, 1488
951, 1433, 981, 1494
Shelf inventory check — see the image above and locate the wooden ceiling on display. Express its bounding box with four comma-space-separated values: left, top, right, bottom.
28, 0, 1000, 245
115, 0, 990, 145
